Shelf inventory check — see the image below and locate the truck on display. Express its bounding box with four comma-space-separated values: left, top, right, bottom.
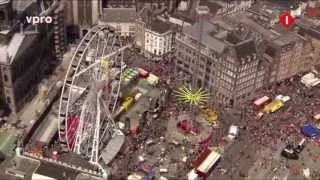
253, 96, 271, 110
192, 148, 221, 177
263, 99, 284, 113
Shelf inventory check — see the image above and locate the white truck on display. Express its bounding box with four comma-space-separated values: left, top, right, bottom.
227, 125, 239, 140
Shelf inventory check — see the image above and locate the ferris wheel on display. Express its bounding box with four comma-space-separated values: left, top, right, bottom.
58, 25, 130, 165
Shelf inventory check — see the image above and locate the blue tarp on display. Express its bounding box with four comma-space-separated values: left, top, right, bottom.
301, 124, 320, 137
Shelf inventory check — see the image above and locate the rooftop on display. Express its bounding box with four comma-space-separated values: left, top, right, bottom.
0, 31, 38, 65
272, 32, 301, 47
182, 21, 226, 54
0, 0, 10, 5
234, 39, 257, 60
199, 0, 222, 15
229, 12, 279, 40
0, 155, 40, 180
148, 19, 172, 34
170, 12, 196, 25
11, 0, 33, 12
101, 8, 136, 23
225, 33, 242, 44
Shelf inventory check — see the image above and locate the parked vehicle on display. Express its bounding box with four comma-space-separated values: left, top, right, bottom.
275, 94, 291, 103
192, 148, 221, 177
227, 125, 239, 140
281, 145, 299, 160
253, 96, 271, 110
263, 100, 284, 113
294, 138, 306, 153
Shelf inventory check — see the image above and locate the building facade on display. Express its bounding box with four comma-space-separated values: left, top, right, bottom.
102, 0, 136, 8
0, 0, 13, 30
298, 27, 320, 72
53, 2, 66, 61
144, 19, 174, 56
0, 1, 65, 114
263, 33, 304, 83
65, 0, 101, 37
175, 21, 265, 106
0, 31, 49, 114
215, 0, 253, 15
136, 0, 181, 13
135, 7, 174, 57
99, 8, 136, 37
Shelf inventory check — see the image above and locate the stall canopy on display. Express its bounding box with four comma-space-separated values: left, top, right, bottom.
301, 124, 320, 138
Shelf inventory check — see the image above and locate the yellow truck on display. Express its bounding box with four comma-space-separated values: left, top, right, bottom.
263, 99, 284, 113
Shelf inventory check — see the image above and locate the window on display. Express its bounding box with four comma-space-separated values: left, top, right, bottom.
4, 74, 8, 82
0, 11, 5, 21
6, 96, 11, 104
129, 25, 135, 32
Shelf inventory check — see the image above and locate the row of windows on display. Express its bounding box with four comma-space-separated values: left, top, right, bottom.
237, 79, 255, 91
238, 73, 256, 85
238, 67, 256, 78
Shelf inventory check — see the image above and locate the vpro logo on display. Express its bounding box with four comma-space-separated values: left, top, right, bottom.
26, 16, 53, 25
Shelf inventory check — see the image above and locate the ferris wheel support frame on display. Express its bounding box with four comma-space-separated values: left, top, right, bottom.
99, 35, 125, 144
90, 90, 102, 164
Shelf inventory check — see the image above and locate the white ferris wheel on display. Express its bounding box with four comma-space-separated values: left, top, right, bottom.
58, 25, 130, 165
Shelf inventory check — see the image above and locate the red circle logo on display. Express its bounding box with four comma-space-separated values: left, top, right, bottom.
279, 12, 295, 28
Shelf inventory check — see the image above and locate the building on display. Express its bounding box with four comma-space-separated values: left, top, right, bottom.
52, 2, 66, 61
144, 19, 174, 57
64, 0, 101, 37
102, 0, 136, 8
0, 30, 49, 114
0, 1, 65, 114
263, 32, 304, 83
136, 0, 182, 13
297, 25, 320, 72
135, 7, 175, 57
246, 8, 280, 28
168, 13, 195, 27
135, 7, 152, 51
211, 0, 253, 15
305, 1, 320, 18
99, 8, 136, 37
175, 21, 265, 106
0, 0, 13, 30
168, 0, 197, 27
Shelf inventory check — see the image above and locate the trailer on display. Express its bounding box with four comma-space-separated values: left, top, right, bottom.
193, 148, 221, 177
